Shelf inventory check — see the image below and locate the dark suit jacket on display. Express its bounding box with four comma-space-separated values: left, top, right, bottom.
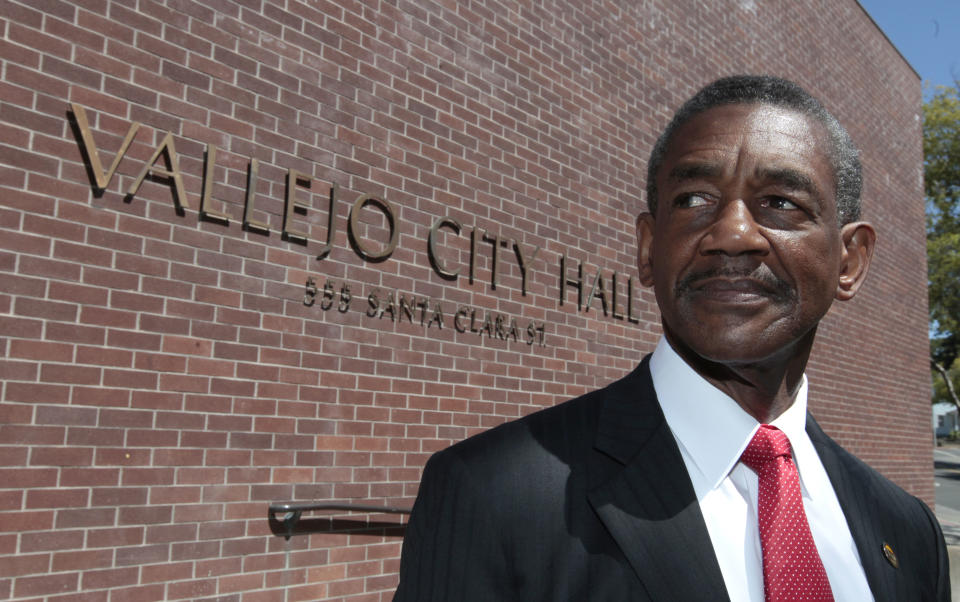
394, 357, 949, 601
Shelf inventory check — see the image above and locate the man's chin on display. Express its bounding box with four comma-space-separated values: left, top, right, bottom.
694, 346, 781, 367
664, 316, 817, 375
665, 322, 789, 366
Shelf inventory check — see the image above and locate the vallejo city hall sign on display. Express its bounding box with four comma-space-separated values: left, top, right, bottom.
70, 104, 645, 346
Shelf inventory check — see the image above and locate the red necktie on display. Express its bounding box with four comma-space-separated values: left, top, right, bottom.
740, 425, 834, 602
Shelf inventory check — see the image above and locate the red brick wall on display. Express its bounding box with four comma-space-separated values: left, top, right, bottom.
0, 0, 929, 599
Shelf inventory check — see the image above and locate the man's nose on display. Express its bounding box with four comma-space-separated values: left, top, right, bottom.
700, 200, 769, 256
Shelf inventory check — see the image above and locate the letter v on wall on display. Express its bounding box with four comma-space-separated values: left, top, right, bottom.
70, 103, 140, 192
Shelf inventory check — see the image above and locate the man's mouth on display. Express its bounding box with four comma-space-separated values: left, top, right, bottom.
676, 266, 796, 305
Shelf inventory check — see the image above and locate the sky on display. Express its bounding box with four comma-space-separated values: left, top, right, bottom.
858, 0, 960, 92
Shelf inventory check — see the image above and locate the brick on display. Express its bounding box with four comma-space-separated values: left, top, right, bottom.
79, 567, 138, 589
82, 266, 139, 290
116, 252, 169, 277
59, 467, 120, 487
70, 387, 131, 407
204, 449, 250, 466
55, 507, 116, 529
167, 577, 217, 600
119, 456, 177, 479
191, 320, 239, 341
188, 357, 235, 377
132, 391, 185, 411
198, 519, 245, 540
31, 447, 93, 467
170, 540, 220, 561
50, 282, 110, 306
117, 506, 172, 526
140, 560, 193, 583
1, 109, 62, 145
90, 486, 147, 507
13, 572, 78, 597
39, 364, 101, 385
52, 240, 113, 267
196, 284, 243, 307
106, 329, 162, 351
0, 510, 54, 532
95, 448, 151, 466
145, 522, 197, 544
80, 307, 138, 330
149, 485, 201, 505
45, 323, 105, 345
35, 405, 97, 426
103, 369, 157, 389
218, 572, 263, 594
0, 230, 51, 255
9, 340, 74, 362
85, 228, 140, 253
86, 526, 144, 549
0, 553, 49, 578
158, 373, 209, 393
214, 341, 259, 361
0, 316, 44, 339
110, 291, 165, 314
0, 490, 23, 506
0, 359, 38, 380
25, 488, 88, 509
51, 549, 113, 573
210, 377, 255, 396
75, 345, 134, 367
47, 590, 111, 602
0, 532, 22, 558
103, 583, 166, 602
166, 298, 215, 321
0, 275, 45, 298
134, 352, 187, 373
181, 430, 228, 448
20, 529, 83, 552
161, 335, 213, 356
125, 428, 178, 447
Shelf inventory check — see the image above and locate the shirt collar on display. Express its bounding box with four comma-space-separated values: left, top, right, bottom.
650, 336, 810, 494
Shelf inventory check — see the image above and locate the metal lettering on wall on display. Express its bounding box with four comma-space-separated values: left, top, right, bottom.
70, 104, 644, 346
303, 278, 547, 346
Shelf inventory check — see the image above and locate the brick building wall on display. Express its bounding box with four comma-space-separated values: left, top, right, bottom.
0, 0, 929, 600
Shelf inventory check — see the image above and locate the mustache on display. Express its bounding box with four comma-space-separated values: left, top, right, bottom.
675, 264, 796, 302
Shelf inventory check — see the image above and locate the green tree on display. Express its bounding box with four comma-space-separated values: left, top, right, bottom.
925, 83, 960, 408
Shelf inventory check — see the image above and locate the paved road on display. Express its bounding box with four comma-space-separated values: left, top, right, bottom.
934, 447, 960, 600
935, 447, 960, 545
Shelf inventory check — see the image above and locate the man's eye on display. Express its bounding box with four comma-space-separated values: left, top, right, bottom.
674, 193, 711, 208
762, 197, 800, 210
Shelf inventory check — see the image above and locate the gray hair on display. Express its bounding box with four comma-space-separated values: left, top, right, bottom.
645, 75, 862, 225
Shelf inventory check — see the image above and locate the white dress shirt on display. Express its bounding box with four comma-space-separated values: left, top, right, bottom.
649, 337, 874, 602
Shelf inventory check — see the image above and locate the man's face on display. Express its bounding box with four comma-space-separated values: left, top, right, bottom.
638, 103, 847, 366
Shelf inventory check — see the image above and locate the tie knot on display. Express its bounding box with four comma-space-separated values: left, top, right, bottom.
740, 425, 792, 472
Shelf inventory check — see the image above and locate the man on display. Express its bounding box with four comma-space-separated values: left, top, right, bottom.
394, 75, 949, 601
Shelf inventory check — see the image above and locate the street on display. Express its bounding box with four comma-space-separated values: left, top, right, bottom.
935, 447, 960, 545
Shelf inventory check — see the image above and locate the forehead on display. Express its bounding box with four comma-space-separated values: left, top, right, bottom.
659, 103, 835, 190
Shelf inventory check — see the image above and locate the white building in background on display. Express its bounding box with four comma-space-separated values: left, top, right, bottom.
934, 403, 959, 438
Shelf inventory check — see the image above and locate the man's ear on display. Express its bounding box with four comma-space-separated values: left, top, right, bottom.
836, 221, 877, 301
636, 212, 656, 287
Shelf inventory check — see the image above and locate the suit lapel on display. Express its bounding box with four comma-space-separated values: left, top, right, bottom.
587, 358, 730, 602
807, 417, 895, 602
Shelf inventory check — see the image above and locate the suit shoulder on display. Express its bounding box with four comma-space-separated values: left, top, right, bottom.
810, 423, 949, 599
810, 422, 939, 528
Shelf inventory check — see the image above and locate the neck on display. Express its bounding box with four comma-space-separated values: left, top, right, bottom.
663, 328, 814, 423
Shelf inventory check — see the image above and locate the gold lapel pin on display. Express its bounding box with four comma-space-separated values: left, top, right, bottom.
882, 542, 899, 569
